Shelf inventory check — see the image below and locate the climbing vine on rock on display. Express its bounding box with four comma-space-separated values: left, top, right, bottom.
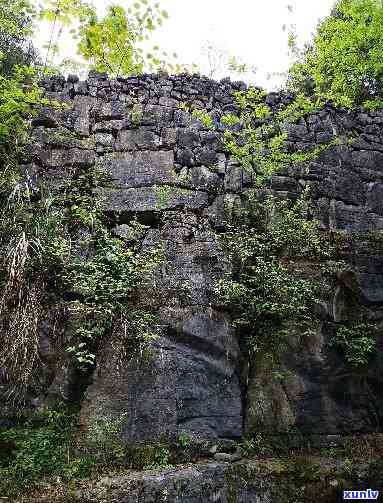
212, 83, 336, 362
216, 83, 379, 370
0, 155, 163, 395
221, 87, 336, 186
216, 191, 329, 360
329, 322, 377, 368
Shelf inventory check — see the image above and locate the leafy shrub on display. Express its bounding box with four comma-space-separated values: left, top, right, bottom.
0, 407, 93, 498
288, 0, 383, 109
146, 446, 173, 470
329, 322, 377, 367
0, 0, 38, 76
216, 193, 325, 359
129, 443, 173, 470
85, 413, 128, 465
178, 432, 190, 449
222, 86, 332, 181
192, 108, 214, 129
239, 434, 273, 457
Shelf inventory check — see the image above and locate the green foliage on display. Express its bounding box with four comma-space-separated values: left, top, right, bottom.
0, 67, 46, 192
288, 0, 383, 109
86, 413, 128, 464
216, 192, 326, 358
277, 93, 321, 122
75, 2, 175, 77
128, 443, 173, 470
220, 113, 241, 127
39, 0, 94, 29
0, 158, 72, 395
192, 108, 215, 130
227, 55, 251, 75
330, 322, 377, 367
238, 434, 273, 457
155, 185, 174, 209
59, 172, 163, 370
0, 407, 93, 498
39, 0, 97, 72
223, 87, 331, 180
124, 309, 162, 350
1, 156, 163, 382
67, 232, 139, 306
36, 0, 185, 76
146, 446, 173, 470
178, 105, 215, 129
178, 432, 190, 449
215, 85, 340, 364
0, 0, 38, 75
178, 102, 189, 112
130, 102, 143, 124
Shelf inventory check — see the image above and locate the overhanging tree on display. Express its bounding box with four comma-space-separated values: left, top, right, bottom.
0, 0, 38, 76
288, 0, 383, 109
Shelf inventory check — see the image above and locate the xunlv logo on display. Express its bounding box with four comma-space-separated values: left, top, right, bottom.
343, 489, 379, 500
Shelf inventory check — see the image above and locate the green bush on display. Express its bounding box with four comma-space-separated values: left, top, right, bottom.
0, 0, 38, 76
222, 86, 334, 181
288, 0, 383, 109
0, 408, 93, 498
330, 322, 377, 367
85, 414, 128, 465
216, 193, 325, 359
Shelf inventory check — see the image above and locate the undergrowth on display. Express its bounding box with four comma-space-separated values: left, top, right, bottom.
0, 406, 93, 498
0, 148, 163, 399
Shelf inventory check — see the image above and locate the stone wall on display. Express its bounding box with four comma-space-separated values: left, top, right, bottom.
2, 71, 383, 446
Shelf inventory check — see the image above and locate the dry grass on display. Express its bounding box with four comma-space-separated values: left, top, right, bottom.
0, 231, 44, 402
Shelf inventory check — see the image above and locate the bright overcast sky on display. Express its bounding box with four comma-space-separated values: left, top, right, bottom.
134, 0, 336, 88
34, 0, 336, 89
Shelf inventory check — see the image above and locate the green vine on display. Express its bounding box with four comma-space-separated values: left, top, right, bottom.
221, 87, 337, 186
216, 191, 327, 360
0, 151, 163, 389
329, 322, 377, 368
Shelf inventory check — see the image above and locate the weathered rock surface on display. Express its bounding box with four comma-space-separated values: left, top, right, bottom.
28, 456, 383, 503
1, 73, 383, 452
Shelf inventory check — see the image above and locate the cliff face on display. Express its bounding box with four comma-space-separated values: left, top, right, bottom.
2, 72, 383, 453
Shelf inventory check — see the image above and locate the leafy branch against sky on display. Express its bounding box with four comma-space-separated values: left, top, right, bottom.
30, 0, 335, 88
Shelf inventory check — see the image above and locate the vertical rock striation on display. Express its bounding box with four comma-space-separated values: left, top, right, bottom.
1, 71, 383, 447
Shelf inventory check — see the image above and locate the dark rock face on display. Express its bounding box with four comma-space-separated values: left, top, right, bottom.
2, 73, 383, 447
81, 216, 242, 441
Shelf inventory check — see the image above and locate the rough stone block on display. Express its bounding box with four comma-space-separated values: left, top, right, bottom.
116, 128, 162, 151
96, 186, 209, 213
98, 150, 176, 188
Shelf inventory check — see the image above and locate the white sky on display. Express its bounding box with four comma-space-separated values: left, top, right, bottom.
34, 0, 336, 89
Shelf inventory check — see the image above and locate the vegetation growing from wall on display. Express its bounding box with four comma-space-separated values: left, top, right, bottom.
217, 84, 379, 370
1, 0, 383, 497
214, 79, 334, 365
0, 406, 94, 498
221, 87, 336, 186
0, 161, 163, 494
329, 322, 377, 367
0, 0, 169, 399
0, 158, 163, 396
0, 3, 68, 397
216, 191, 328, 361
216, 11, 382, 370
